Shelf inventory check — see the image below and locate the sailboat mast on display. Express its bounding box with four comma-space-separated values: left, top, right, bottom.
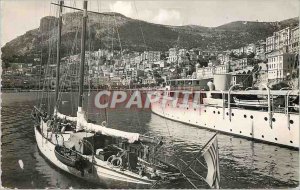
78, 0, 88, 108
55, 0, 63, 105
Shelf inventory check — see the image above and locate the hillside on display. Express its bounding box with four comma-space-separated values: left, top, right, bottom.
1, 12, 299, 65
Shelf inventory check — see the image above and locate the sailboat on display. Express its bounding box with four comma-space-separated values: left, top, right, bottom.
32, 1, 220, 188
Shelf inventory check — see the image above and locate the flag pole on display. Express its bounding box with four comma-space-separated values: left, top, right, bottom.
181, 132, 218, 172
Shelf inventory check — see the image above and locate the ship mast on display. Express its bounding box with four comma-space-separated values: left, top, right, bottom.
55, 0, 63, 107
78, 0, 88, 109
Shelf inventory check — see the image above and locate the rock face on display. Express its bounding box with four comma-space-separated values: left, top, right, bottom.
1, 11, 299, 65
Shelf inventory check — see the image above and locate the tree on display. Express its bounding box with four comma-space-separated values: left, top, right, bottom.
238, 52, 247, 59
197, 58, 208, 67
2, 61, 11, 69
229, 52, 236, 58
247, 52, 255, 58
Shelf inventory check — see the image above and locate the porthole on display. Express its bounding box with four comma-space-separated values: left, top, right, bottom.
187, 107, 189, 110
290, 140, 293, 144
272, 118, 276, 122
204, 110, 206, 112
194, 108, 196, 111
275, 138, 278, 141
213, 111, 216, 114
232, 113, 234, 116
240, 131, 242, 134
230, 129, 232, 132
250, 115, 253, 119
262, 135, 264, 138
250, 133, 252, 135
290, 120, 294, 124
218, 111, 220, 114
264, 117, 268, 121
214, 126, 215, 128
244, 114, 247, 118
226, 112, 229, 115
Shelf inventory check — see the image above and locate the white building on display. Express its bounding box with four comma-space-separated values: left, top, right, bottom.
290, 26, 299, 54
266, 36, 275, 53
266, 27, 291, 55
196, 64, 229, 79
217, 53, 231, 65
267, 52, 295, 80
231, 58, 254, 71
245, 43, 256, 55
178, 49, 187, 57
167, 48, 178, 63
255, 40, 266, 60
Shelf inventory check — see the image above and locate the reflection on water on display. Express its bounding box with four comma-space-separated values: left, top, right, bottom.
1, 92, 299, 188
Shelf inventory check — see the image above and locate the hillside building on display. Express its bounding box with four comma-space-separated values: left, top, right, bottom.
167, 48, 178, 63
290, 26, 299, 54
267, 52, 295, 80
266, 27, 291, 57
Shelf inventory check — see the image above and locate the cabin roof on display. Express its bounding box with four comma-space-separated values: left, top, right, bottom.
161, 89, 299, 96
227, 90, 297, 96
167, 78, 209, 81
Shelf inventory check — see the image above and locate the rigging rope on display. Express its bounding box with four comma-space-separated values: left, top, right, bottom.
40, 4, 56, 114
133, 0, 147, 51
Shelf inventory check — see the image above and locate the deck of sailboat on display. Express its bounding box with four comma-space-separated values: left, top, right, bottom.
31, 0, 220, 188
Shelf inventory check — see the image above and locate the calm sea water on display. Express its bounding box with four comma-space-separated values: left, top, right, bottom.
1, 92, 299, 189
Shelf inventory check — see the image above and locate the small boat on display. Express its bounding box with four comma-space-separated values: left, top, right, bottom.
203, 92, 230, 107
203, 97, 224, 107
233, 95, 268, 108
54, 145, 87, 169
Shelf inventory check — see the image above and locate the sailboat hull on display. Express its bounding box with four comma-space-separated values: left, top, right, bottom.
34, 121, 154, 188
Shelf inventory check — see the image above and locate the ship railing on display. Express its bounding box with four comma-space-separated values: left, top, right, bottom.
286, 89, 299, 130
155, 88, 298, 114
228, 84, 243, 122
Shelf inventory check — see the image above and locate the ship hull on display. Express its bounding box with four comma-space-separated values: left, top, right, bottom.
34, 121, 153, 188
151, 100, 299, 149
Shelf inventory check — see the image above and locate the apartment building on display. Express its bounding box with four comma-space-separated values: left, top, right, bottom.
231, 58, 254, 71
255, 40, 266, 60
167, 48, 178, 63
266, 27, 291, 56
196, 64, 229, 79
290, 26, 299, 53
267, 52, 295, 80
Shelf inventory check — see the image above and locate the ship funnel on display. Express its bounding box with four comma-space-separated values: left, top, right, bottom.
213, 74, 232, 90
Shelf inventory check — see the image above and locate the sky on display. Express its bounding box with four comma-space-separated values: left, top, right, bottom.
1, 0, 299, 47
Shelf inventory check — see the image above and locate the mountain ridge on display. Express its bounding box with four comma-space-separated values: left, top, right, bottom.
1, 12, 299, 65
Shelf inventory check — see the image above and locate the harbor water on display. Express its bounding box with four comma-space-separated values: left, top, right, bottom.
1, 92, 299, 188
